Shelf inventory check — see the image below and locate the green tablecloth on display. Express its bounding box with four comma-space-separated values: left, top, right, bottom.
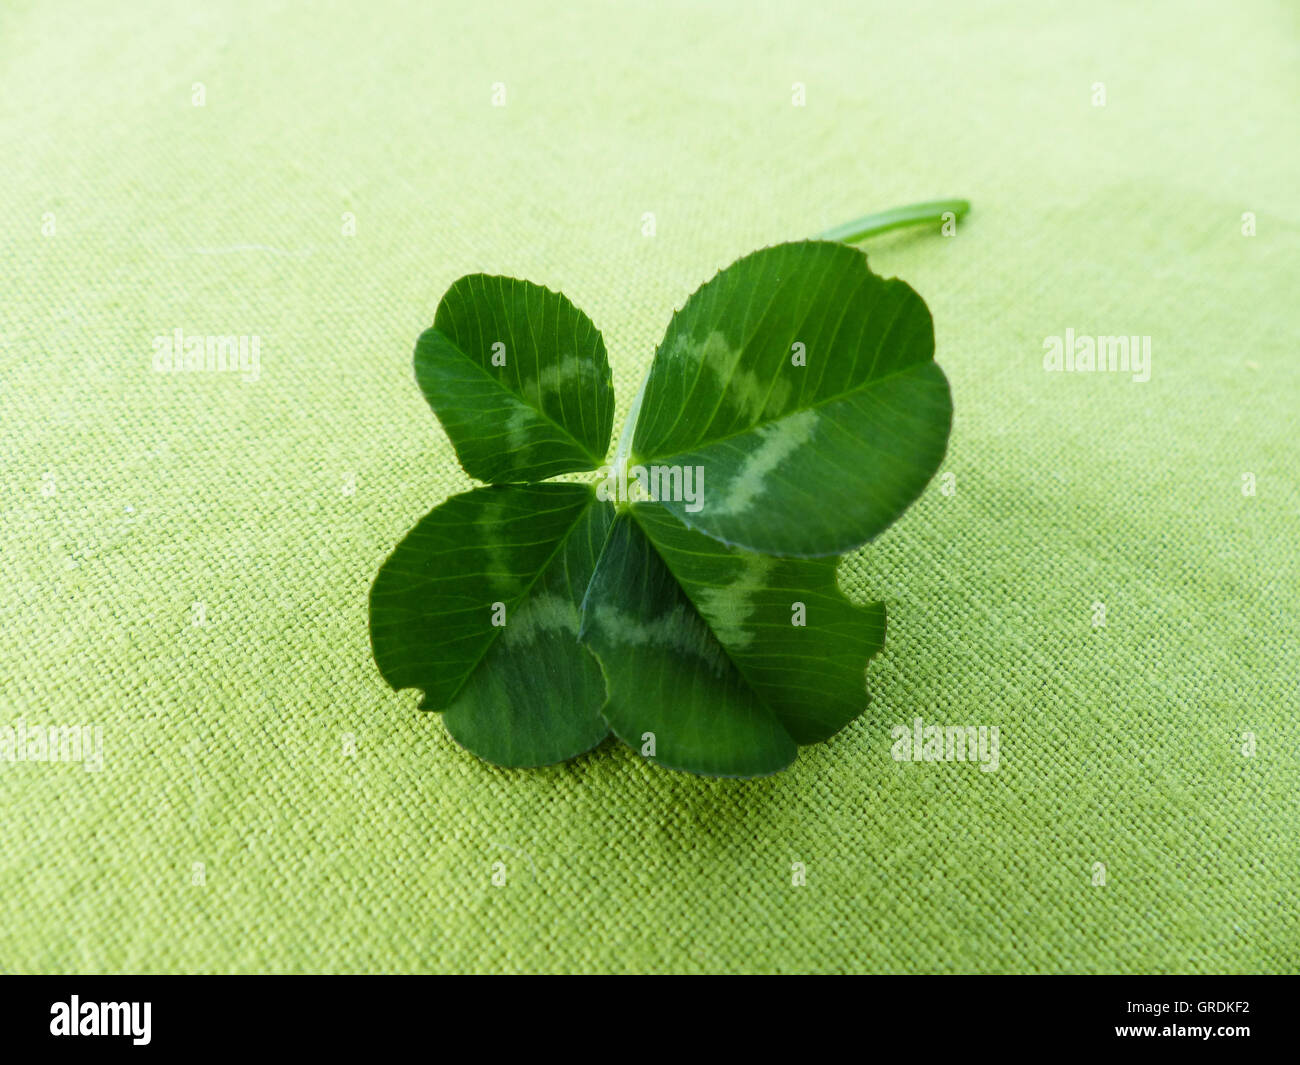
2, 0, 1296, 973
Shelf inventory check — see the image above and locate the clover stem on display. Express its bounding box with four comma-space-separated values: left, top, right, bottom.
819, 198, 970, 244
611, 371, 648, 472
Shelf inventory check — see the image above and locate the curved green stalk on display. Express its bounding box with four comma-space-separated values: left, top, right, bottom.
819, 198, 970, 244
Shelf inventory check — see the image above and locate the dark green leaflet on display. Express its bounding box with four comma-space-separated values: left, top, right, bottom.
370, 483, 613, 767
415, 275, 614, 482
628, 241, 951, 557
580, 503, 885, 777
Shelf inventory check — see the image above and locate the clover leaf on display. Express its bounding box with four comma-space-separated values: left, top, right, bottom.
370, 201, 964, 777
627, 240, 951, 557
371, 482, 612, 767
414, 275, 614, 482
579, 504, 884, 777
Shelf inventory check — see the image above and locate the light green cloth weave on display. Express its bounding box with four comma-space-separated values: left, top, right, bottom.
1, 0, 1296, 973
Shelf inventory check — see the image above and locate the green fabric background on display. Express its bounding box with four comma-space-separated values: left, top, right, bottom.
2, 0, 1297, 974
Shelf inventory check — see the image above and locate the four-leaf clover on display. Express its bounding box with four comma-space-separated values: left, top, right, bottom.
370, 238, 952, 777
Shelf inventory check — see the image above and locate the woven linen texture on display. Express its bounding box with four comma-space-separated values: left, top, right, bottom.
1, 0, 1296, 973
